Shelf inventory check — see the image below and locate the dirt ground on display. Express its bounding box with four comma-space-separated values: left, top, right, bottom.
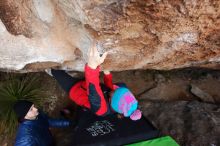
0, 68, 220, 146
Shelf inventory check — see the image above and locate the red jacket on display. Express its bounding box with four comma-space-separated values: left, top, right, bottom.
69, 64, 114, 116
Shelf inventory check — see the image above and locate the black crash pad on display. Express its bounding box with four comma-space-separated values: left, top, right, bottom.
70, 108, 159, 146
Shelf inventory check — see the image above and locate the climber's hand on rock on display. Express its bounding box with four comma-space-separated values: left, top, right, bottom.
103, 70, 110, 75
88, 42, 108, 69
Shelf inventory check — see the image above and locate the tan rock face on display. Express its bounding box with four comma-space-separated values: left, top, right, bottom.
0, 0, 219, 71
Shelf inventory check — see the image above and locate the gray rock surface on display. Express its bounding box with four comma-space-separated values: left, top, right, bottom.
190, 84, 215, 103
142, 101, 220, 146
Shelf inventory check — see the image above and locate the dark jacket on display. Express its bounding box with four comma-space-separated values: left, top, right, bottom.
14, 111, 70, 146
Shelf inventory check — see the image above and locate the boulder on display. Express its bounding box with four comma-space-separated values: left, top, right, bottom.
0, 0, 219, 72
190, 84, 215, 103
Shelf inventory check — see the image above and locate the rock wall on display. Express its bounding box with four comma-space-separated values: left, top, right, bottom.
0, 0, 219, 71
142, 100, 220, 146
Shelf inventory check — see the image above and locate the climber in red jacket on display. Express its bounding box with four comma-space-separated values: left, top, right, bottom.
50, 43, 142, 120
